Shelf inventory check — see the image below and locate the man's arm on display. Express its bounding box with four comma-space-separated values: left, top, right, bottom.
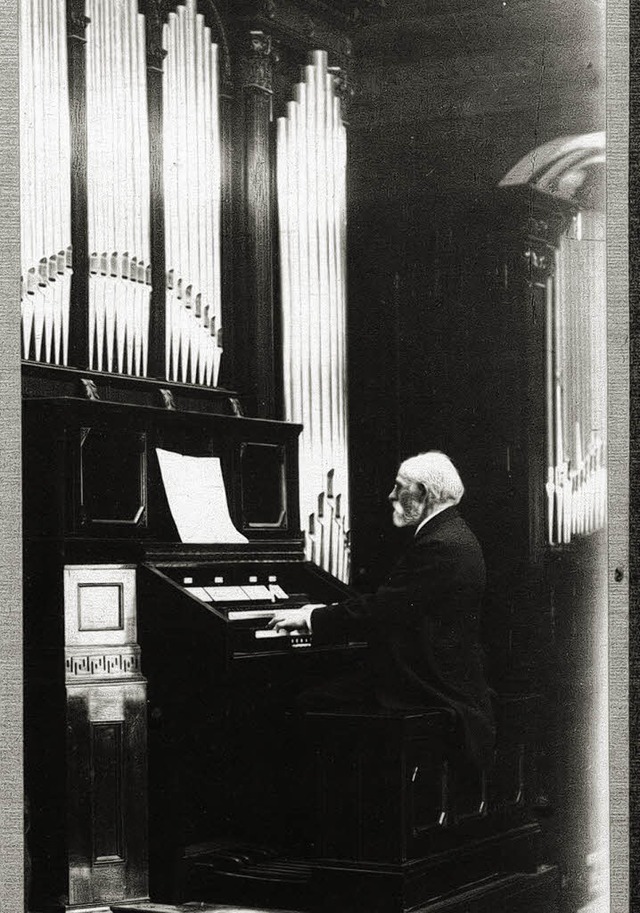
271, 540, 454, 642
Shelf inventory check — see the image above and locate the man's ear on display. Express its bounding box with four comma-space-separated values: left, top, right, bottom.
414, 481, 428, 504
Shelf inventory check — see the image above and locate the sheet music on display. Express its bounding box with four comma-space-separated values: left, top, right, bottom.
156, 448, 248, 544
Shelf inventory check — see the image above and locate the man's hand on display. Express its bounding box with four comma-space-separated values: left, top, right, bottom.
267, 604, 326, 633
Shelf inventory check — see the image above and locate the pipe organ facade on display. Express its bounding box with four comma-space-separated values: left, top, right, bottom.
545, 212, 607, 545
19, 0, 73, 365
163, 0, 223, 386
21, 6, 356, 908
18, 0, 351, 555
86, 0, 151, 376
21, 0, 349, 568
18, 0, 350, 405
277, 51, 350, 582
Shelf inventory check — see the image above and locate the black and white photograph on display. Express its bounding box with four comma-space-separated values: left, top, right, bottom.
0, 1, 630, 912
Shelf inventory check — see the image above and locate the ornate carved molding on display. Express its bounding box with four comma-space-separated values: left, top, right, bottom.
67, 0, 90, 40
159, 388, 177, 410
232, 0, 350, 62
65, 646, 143, 680
144, 0, 169, 70
241, 30, 275, 93
80, 378, 100, 401
147, 39, 168, 71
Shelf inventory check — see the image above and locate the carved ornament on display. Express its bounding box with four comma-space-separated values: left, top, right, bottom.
67, 0, 90, 39
144, 0, 170, 69
159, 388, 177, 410
242, 30, 275, 93
80, 378, 100, 401
65, 647, 143, 680
229, 397, 245, 417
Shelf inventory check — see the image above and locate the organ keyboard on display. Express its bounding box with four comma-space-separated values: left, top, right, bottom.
138, 559, 362, 661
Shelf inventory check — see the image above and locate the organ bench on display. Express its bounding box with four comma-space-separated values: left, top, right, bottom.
183, 699, 559, 913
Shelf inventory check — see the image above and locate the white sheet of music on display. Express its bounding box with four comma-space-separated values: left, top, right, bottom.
156, 448, 248, 544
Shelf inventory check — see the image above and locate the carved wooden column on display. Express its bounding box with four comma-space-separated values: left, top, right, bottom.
63, 565, 148, 910
236, 30, 276, 417
219, 66, 235, 388
67, 1, 90, 369
144, 0, 168, 381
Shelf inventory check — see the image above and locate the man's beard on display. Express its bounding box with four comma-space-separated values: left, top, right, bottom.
392, 492, 424, 528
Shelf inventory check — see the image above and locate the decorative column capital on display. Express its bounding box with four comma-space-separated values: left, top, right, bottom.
67, 0, 89, 40
241, 30, 276, 93
143, 0, 169, 70
147, 40, 168, 71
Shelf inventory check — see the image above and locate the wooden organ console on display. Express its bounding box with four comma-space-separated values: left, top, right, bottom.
20, 1, 558, 912
22, 393, 366, 910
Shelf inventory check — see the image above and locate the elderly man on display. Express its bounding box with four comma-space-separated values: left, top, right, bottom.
270, 451, 495, 769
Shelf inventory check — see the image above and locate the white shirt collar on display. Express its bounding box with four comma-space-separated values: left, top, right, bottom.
414, 502, 454, 537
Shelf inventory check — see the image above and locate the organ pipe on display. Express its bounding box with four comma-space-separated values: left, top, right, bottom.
19, 0, 73, 365
277, 51, 350, 582
546, 214, 606, 545
86, 0, 151, 376
163, 0, 223, 387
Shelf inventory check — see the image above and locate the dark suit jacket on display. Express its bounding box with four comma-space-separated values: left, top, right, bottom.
310, 506, 495, 768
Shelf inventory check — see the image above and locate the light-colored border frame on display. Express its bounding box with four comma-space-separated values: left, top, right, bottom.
0, 0, 23, 910
0, 2, 630, 911
606, 1, 630, 911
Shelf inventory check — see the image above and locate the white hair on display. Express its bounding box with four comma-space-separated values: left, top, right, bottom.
399, 451, 464, 507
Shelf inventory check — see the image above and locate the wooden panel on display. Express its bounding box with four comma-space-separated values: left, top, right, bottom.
78, 429, 147, 530
92, 722, 124, 862
66, 681, 148, 908
315, 747, 361, 860
64, 566, 136, 647
78, 585, 123, 632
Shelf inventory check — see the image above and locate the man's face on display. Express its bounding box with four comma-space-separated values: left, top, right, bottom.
388, 472, 426, 528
